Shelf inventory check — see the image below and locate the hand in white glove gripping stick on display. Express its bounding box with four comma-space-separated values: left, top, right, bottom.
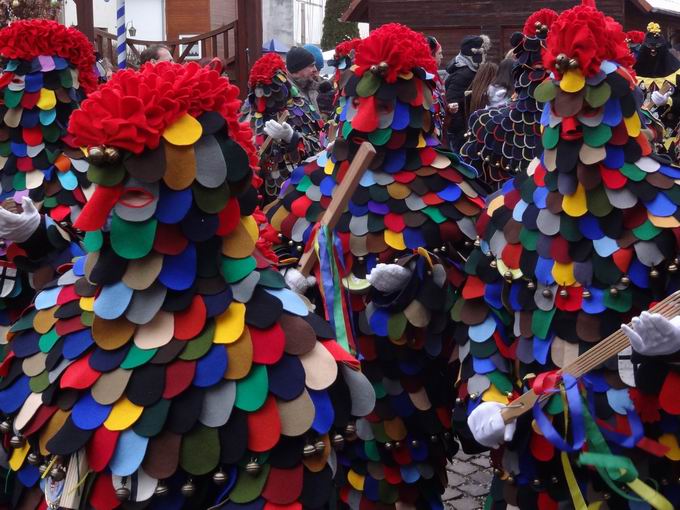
622, 311, 680, 357
467, 401, 517, 449
264, 120, 295, 143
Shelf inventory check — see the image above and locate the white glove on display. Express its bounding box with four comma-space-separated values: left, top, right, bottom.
651, 91, 671, 107
622, 311, 680, 357
283, 267, 316, 295
366, 263, 412, 293
467, 401, 517, 449
0, 197, 40, 243
264, 120, 295, 143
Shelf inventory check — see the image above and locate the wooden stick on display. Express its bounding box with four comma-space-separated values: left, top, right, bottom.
501, 290, 680, 422
298, 142, 376, 277
258, 110, 290, 158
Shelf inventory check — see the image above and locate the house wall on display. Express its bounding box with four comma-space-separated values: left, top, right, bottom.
263, 0, 295, 47
65, 0, 165, 40
363, 0, 625, 65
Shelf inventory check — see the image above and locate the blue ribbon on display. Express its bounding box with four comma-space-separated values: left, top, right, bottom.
533, 373, 586, 453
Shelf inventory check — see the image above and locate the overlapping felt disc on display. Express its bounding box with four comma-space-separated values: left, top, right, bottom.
460, 29, 547, 188
2, 94, 376, 508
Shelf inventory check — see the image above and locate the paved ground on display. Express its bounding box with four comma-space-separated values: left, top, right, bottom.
444, 452, 492, 510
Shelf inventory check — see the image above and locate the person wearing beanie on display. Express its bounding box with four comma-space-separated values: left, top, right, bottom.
303, 43, 335, 119
445, 34, 491, 152
303, 43, 325, 71
286, 46, 321, 112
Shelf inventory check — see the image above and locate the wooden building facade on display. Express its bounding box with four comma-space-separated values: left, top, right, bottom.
342, 0, 680, 66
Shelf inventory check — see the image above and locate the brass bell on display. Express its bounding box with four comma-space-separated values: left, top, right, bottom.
430, 434, 439, 443
532, 478, 541, 487
527, 281, 536, 290
455, 397, 462, 405
582, 289, 591, 299
384, 441, 393, 450
609, 287, 618, 296
314, 440, 326, 453
474, 238, 481, 247
377, 61, 389, 73
620, 276, 630, 286
297, 245, 303, 252
669, 263, 678, 273
344, 423, 357, 438
0, 420, 12, 434
27, 453, 40, 466
288, 240, 294, 246
484, 156, 491, 163
550, 476, 559, 484
50, 466, 66, 482
490, 260, 497, 268
181, 479, 195, 498
103, 146, 120, 164
443, 431, 452, 440
88, 146, 105, 165
358, 256, 364, 262
568, 58, 579, 69
331, 434, 345, 449
115, 486, 131, 501
469, 393, 478, 400
493, 468, 503, 477
394, 441, 402, 449
603, 492, 611, 500
303, 444, 317, 457
505, 165, 511, 171
464, 240, 472, 247
542, 288, 552, 299
213, 469, 228, 486
504, 271, 513, 281
507, 476, 515, 484
246, 460, 262, 475
9, 435, 25, 448
38, 464, 48, 475
154, 482, 169, 497
433, 248, 439, 253
559, 288, 568, 297
651, 268, 660, 278
411, 439, 420, 448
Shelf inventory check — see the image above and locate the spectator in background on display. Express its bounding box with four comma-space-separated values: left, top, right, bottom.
486, 57, 514, 108
286, 46, 321, 112
445, 34, 490, 151
139, 44, 173, 65
304, 43, 335, 119
467, 62, 497, 114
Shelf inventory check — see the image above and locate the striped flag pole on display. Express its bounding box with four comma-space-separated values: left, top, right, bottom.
116, 0, 126, 69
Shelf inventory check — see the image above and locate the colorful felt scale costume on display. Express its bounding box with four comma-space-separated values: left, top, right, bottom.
242, 53, 323, 202
456, 2, 680, 508
0, 20, 94, 346
461, 10, 556, 188
0, 62, 375, 510
268, 24, 487, 508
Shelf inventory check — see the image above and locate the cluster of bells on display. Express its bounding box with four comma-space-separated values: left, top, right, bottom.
462, 131, 517, 173
369, 61, 390, 76
482, 238, 680, 297
87, 145, 121, 166
554, 53, 580, 74
533, 20, 550, 38
0, 419, 361, 502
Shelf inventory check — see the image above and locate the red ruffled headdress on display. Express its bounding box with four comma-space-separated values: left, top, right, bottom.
544, 1, 634, 77
353, 23, 437, 83
248, 53, 286, 87
0, 19, 97, 93
335, 38, 360, 59
69, 62, 258, 173
523, 9, 558, 36
626, 30, 645, 45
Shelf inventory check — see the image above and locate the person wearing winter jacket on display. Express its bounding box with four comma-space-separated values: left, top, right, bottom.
445, 34, 490, 151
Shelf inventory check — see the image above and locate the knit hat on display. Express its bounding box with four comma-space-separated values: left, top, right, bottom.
286, 46, 316, 73
303, 43, 325, 70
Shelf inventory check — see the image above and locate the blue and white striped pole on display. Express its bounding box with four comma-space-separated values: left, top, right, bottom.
116, 0, 126, 69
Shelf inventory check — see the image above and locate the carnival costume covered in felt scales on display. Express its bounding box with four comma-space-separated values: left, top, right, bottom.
0, 20, 95, 334
268, 24, 487, 508
461, 9, 556, 188
0, 61, 375, 510
458, 2, 680, 509
242, 53, 323, 202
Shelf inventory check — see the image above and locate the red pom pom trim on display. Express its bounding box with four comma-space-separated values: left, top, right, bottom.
0, 19, 97, 93
353, 23, 437, 83
544, 4, 634, 78
626, 30, 645, 45
248, 53, 286, 87
523, 9, 558, 36
335, 38, 360, 58
69, 62, 258, 173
